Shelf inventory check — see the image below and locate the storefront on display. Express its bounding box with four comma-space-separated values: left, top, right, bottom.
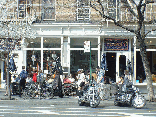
133, 37, 156, 93
24, 36, 101, 77
102, 39, 131, 82
24, 35, 134, 84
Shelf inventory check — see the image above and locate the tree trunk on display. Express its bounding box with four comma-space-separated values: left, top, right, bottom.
137, 35, 155, 101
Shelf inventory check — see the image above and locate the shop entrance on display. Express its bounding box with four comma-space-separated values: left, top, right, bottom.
105, 53, 116, 82
119, 55, 126, 77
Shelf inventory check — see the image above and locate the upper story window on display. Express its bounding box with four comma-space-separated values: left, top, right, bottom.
18, 0, 30, 19
77, 0, 90, 21
42, 0, 55, 20
145, 3, 156, 21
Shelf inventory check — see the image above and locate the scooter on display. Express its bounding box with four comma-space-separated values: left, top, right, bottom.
114, 84, 146, 108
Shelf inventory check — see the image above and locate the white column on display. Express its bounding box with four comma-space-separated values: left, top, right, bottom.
60, 37, 64, 81
0, 61, 3, 88
41, 37, 43, 71
61, 37, 63, 67
98, 36, 100, 67
116, 52, 120, 82
133, 36, 136, 84
68, 37, 70, 74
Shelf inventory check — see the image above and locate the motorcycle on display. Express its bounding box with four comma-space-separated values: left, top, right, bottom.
78, 80, 101, 108
114, 84, 146, 108
63, 83, 78, 96
11, 82, 20, 95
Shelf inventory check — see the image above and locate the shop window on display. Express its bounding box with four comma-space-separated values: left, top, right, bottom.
43, 50, 61, 72
42, 0, 55, 20
136, 51, 156, 83
25, 38, 41, 48
77, 0, 90, 20
43, 38, 61, 48
70, 38, 98, 48
136, 38, 156, 49
70, 50, 98, 73
26, 50, 41, 75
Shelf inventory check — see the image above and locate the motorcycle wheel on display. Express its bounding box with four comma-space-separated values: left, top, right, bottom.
132, 95, 146, 108
29, 89, 36, 99
90, 96, 100, 108
21, 89, 30, 99
78, 99, 85, 106
114, 100, 120, 106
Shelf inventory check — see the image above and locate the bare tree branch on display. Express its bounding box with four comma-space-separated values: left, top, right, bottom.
136, 2, 144, 32
145, 29, 156, 37
126, 0, 138, 18
97, 0, 105, 16
141, 1, 154, 14
90, 2, 135, 33
138, 0, 143, 6
90, 2, 104, 18
129, 0, 137, 7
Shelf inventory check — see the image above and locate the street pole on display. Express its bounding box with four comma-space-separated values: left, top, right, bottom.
6, 38, 11, 100
90, 42, 92, 85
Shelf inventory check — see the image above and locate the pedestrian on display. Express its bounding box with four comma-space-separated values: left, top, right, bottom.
77, 69, 85, 91
19, 69, 27, 97
16, 75, 20, 83
32, 71, 37, 83
68, 74, 75, 83
124, 70, 132, 90
96, 66, 105, 84
26, 75, 33, 84
53, 70, 63, 98
63, 75, 71, 84
11, 75, 16, 95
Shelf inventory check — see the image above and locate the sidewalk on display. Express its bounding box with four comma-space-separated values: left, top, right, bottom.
0, 88, 20, 100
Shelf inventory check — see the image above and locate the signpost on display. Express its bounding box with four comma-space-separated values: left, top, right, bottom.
84, 41, 92, 84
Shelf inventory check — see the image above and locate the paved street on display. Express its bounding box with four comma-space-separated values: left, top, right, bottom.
0, 88, 156, 117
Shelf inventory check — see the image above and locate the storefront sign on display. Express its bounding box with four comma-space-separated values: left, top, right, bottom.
104, 39, 129, 51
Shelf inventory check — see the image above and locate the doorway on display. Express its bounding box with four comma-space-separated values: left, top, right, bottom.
105, 53, 116, 82
119, 55, 126, 76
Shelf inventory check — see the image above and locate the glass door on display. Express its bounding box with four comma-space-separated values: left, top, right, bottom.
116, 52, 129, 82
105, 52, 116, 82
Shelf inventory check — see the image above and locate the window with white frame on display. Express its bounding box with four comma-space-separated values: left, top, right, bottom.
42, 0, 55, 20
77, 0, 90, 20
18, 0, 30, 18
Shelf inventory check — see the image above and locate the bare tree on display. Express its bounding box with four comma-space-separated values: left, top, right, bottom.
0, 0, 36, 100
90, 0, 156, 101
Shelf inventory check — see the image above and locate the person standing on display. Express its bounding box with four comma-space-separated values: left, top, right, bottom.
19, 69, 27, 97
32, 71, 37, 83
123, 70, 132, 91
77, 69, 85, 91
53, 70, 63, 98
96, 66, 105, 84
63, 75, 71, 84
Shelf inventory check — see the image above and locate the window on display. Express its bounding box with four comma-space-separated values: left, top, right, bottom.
77, 0, 90, 20
18, 0, 30, 18
42, 0, 55, 20
145, 3, 156, 21
136, 51, 156, 83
